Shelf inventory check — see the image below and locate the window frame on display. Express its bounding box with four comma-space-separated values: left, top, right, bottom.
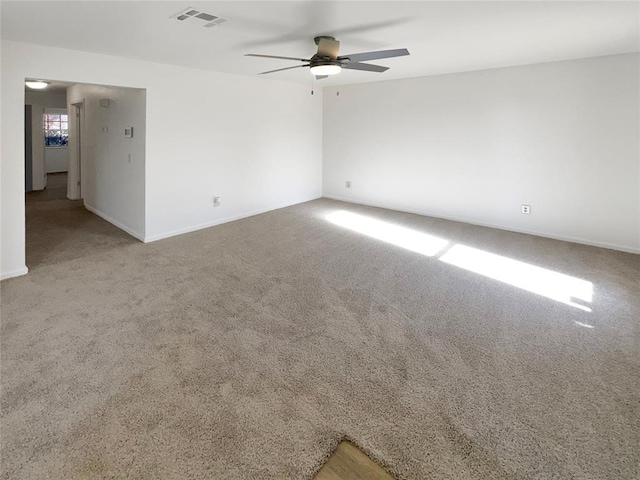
43, 108, 69, 149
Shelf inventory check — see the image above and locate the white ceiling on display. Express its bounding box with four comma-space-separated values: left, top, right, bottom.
2, 1, 639, 86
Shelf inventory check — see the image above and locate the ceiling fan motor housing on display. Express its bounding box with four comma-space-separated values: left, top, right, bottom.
310, 58, 343, 68
313, 35, 336, 45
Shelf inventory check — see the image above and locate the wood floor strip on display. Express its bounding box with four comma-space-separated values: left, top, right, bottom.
314, 441, 394, 480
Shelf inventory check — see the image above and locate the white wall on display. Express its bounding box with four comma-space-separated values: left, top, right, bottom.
140, 60, 323, 242
67, 84, 146, 240
323, 53, 640, 253
44, 147, 68, 173
1, 40, 322, 279
24, 91, 69, 187
25, 90, 66, 108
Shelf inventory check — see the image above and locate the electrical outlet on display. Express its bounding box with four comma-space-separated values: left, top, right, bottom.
521, 204, 531, 214
346, 180, 352, 188
213, 196, 221, 207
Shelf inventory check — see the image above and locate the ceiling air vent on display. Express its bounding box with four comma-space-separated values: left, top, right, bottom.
170, 7, 227, 28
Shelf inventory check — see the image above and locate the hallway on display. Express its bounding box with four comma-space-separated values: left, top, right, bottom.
26, 173, 138, 271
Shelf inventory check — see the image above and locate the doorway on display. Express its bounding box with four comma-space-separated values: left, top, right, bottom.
23, 80, 146, 271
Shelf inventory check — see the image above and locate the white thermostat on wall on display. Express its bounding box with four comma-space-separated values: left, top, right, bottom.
124, 127, 133, 138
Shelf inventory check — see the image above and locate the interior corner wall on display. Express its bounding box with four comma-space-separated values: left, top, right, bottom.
67, 84, 146, 240
323, 53, 640, 253
141, 64, 323, 242
0, 40, 322, 280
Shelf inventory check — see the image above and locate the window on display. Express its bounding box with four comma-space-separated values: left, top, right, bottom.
44, 112, 68, 147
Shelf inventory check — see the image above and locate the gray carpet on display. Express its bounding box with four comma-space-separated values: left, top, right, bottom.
2, 179, 639, 479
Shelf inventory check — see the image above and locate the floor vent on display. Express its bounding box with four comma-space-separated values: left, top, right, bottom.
170, 7, 227, 28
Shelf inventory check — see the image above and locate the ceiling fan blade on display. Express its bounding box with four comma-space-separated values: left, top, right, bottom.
317, 37, 340, 59
342, 62, 389, 73
315, 75, 329, 80
246, 54, 310, 62
237, 1, 335, 50
258, 64, 310, 75
339, 48, 409, 64
330, 18, 411, 38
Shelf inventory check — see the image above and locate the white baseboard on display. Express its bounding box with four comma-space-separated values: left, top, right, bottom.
322, 195, 640, 254
144, 195, 323, 243
1, 266, 29, 281
83, 203, 145, 242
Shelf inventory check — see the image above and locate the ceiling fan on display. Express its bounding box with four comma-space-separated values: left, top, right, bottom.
246, 36, 409, 79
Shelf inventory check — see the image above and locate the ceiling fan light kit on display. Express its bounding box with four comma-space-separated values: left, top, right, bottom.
246, 35, 409, 79
309, 64, 341, 76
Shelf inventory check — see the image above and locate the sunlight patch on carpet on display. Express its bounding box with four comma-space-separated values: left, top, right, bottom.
439, 244, 593, 312
326, 210, 449, 257
574, 321, 595, 329
325, 210, 594, 313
